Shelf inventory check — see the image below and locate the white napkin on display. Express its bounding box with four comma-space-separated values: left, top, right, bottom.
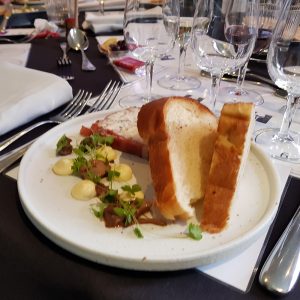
82, 11, 124, 33
83, 6, 163, 34
78, 0, 125, 11
0, 63, 73, 135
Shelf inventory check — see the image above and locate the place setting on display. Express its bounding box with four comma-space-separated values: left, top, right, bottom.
0, 0, 299, 299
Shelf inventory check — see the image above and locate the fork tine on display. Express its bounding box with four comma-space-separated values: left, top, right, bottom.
67, 91, 92, 118
106, 83, 123, 110
97, 82, 123, 111
85, 80, 113, 114
59, 90, 83, 115
86, 81, 122, 114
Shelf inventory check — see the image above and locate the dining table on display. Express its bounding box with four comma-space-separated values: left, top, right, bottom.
0, 11, 300, 300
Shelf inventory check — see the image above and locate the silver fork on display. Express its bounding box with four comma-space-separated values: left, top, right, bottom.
0, 81, 123, 172
57, 42, 72, 66
86, 80, 123, 113
0, 90, 92, 153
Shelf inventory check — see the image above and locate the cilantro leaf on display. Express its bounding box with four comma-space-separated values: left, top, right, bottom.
91, 202, 107, 219
121, 184, 141, 195
134, 227, 143, 238
187, 223, 202, 241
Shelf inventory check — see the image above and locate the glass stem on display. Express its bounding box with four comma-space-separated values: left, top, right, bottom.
278, 94, 298, 139
145, 59, 154, 103
210, 74, 222, 112
235, 60, 249, 95
177, 45, 185, 79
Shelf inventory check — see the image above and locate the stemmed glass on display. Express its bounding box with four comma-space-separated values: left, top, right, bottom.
218, 0, 281, 105
157, 0, 201, 91
191, 0, 259, 112
119, 0, 179, 107
255, 0, 300, 163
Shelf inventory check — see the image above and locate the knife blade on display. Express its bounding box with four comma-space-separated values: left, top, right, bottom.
259, 206, 300, 295
0, 139, 35, 174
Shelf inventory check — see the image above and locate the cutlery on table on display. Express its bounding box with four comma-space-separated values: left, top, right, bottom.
67, 28, 96, 71
57, 42, 72, 66
0, 3, 13, 34
0, 81, 123, 160
0, 89, 92, 153
259, 205, 300, 295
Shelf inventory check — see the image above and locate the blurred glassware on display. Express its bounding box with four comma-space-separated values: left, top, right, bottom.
98, 0, 105, 14
218, 0, 282, 105
255, 0, 300, 163
157, 0, 201, 91
44, 0, 75, 34
119, 0, 179, 107
191, 0, 259, 112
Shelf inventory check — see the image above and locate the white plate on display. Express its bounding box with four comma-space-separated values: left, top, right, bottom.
18, 110, 281, 271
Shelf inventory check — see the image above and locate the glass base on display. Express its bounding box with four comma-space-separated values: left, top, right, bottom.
118, 93, 161, 108
255, 128, 300, 163
218, 86, 264, 106
157, 74, 201, 91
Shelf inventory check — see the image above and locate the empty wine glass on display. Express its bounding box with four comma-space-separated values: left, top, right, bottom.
255, 0, 300, 163
119, 0, 179, 107
218, 0, 282, 105
157, 0, 201, 90
191, 0, 259, 112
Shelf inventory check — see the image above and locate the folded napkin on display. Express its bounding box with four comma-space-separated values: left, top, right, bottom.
82, 11, 124, 33
0, 63, 73, 135
79, 0, 125, 11
83, 6, 163, 34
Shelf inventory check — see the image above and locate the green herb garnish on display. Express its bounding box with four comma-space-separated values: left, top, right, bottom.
56, 135, 71, 155
187, 223, 202, 240
121, 184, 141, 195
134, 227, 143, 238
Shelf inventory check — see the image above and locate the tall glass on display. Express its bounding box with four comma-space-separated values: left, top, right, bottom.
157, 0, 201, 91
255, 0, 300, 163
191, 0, 259, 112
218, 0, 281, 105
119, 0, 179, 108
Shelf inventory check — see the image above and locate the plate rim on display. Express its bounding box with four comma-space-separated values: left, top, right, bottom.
17, 109, 281, 271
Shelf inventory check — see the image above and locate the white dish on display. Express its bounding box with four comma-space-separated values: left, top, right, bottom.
18, 109, 281, 271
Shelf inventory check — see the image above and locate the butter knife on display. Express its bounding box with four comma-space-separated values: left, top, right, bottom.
259, 206, 300, 295
0, 139, 35, 174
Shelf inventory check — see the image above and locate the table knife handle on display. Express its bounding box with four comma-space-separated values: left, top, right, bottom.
259, 206, 300, 295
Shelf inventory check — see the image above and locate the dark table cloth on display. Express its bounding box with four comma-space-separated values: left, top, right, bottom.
0, 37, 299, 300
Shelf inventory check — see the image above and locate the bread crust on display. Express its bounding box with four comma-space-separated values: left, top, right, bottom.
138, 97, 217, 220
201, 103, 255, 233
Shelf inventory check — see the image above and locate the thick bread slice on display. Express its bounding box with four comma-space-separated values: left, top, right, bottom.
137, 97, 218, 220
201, 102, 255, 233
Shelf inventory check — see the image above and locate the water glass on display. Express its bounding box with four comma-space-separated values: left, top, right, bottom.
44, 0, 75, 28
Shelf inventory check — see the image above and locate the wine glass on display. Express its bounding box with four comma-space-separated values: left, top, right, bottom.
119, 0, 179, 108
218, 0, 282, 105
191, 0, 259, 112
157, 0, 201, 91
98, 0, 105, 15
255, 0, 300, 163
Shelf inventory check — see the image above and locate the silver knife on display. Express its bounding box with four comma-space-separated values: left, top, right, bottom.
0, 139, 35, 174
259, 205, 300, 295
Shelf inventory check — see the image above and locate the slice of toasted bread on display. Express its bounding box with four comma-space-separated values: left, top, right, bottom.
137, 97, 218, 220
201, 102, 255, 233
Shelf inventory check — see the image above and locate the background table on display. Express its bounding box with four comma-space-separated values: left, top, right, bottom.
0, 37, 299, 300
